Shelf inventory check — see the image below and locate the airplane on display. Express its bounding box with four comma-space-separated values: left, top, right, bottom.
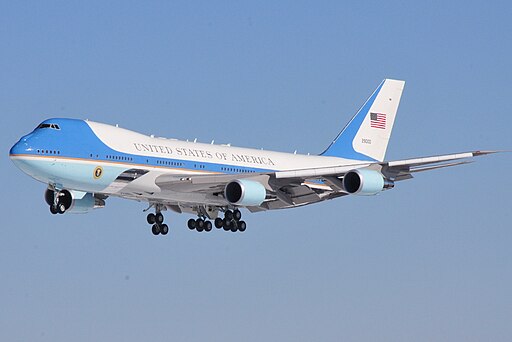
9, 79, 497, 236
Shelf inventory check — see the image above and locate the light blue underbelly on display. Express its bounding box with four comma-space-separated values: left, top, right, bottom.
13, 157, 127, 192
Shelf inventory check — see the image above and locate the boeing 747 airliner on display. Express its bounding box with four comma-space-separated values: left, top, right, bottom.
10, 79, 497, 236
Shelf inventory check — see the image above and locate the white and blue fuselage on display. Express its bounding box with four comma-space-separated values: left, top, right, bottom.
10, 79, 493, 234
9, 118, 362, 207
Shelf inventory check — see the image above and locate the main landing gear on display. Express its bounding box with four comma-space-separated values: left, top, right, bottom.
188, 209, 246, 233
187, 217, 213, 232
146, 209, 169, 236
144, 205, 247, 236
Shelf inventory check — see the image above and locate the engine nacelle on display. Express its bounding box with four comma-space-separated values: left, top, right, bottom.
224, 179, 266, 206
45, 188, 105, 213
343, 169, 393, 196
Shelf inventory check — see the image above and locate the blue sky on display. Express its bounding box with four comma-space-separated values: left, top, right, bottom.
1, 1, 511, 341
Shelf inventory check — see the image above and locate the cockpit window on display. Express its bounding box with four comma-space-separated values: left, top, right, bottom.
37, 123, 60, 130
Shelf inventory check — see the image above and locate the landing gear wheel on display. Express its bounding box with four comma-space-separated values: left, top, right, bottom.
57, 203, 66, 214
155, 213, 164, 224
196, 219, 205, 232
204, 221, 212, 232
147, 213, 156, 224
233, 209, 242, 221
160, 224, 169, 235
50, 204, 58, 215
230, 221, 238, 232
214, 217, 223, 229
152, 224, 161, 235
223, 219, 232, 231
187, 218, 196, 230
238, 221, 246, 232
225, 210, 233, 220
45, 189, 55, 206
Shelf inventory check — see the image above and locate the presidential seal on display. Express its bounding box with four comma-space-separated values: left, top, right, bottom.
93, 166, 103, 179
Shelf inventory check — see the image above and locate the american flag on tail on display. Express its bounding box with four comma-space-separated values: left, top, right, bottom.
370, 112, 386, 129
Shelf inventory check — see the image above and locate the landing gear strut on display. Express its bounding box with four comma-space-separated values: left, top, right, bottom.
146, 206, 168, 236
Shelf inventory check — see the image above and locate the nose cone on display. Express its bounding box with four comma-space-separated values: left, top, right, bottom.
10, 133, 34, 156
10, 133, 44, 182
10, 140, 28, 156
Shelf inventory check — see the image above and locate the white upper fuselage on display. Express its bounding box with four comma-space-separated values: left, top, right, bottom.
88, 120, 358, 172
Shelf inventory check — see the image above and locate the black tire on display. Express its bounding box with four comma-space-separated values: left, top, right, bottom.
155, 213, 164, 224
238, 221, 246, 232
50, 205, 58, 215
57, 203, 66, 214
225, 210, 233, 220
233, 209, 242, 221
45, 188, 55, 206
230, 221, 238, 232
160, 224, 169, 235
196, 219, 204, 232
147, 213, 156, 224
152, 224, 161, 235
214, 217, 223, 229
187, 219, 196, 230
205, 221, 212, 232
222, 218, 230, 231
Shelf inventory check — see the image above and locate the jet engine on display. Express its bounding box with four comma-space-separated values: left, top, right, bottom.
224, 179, 266, 206
342, 169, 394, 196
45, 188, 105, 214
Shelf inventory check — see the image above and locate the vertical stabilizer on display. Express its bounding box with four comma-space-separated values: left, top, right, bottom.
321, 79, 405, 162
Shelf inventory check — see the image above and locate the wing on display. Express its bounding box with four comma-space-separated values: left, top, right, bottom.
269, 150, 498, 209
274, 150, 498, 181
380, 150, 496, 180
151, 150, 497, 212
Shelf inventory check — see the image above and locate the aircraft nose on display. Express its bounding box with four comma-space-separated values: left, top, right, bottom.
9, 133, 34, 156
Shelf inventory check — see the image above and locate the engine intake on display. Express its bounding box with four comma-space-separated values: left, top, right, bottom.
343, 169, 393, 195
224, 179, 266, 206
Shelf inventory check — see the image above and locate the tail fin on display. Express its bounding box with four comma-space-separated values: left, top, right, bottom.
321, 79, 405, 162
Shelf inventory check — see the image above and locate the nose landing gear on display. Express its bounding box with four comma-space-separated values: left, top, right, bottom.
47, 189, 70, 214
